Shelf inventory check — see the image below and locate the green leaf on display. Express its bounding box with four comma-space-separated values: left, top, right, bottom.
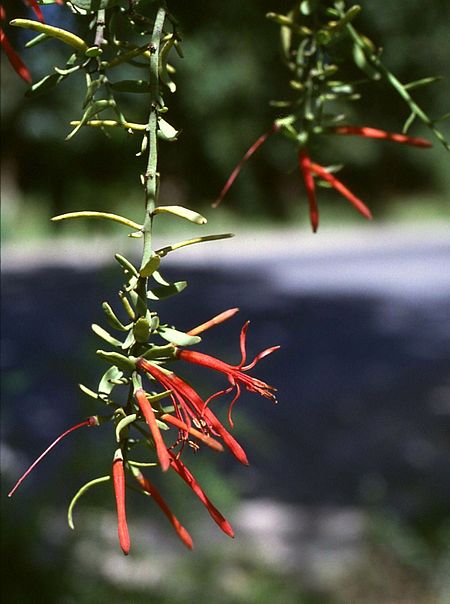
157, 118, 179, 141
25, 73, 65, 98
140, 255, 160, 277
115, 253, 140, 277
97, 350, 136, 371
147, 281, 187, 300
141, 344, 176, 360
155, 233, 234, 258
99, 365, 123, 396
92, 324, 123, 347
115, 414, 137, 442
152, 205, 207, 224
102, 302, 129, 332
133, 318, 150, 343
68, 476, 110, 530
158, 326, 201, 347
78, 383, 99, 399
11, 19, 88, 52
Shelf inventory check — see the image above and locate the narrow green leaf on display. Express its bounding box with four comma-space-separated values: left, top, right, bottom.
25, 73, 65, 98
133, 318, 150, 343
68, 476, 110, 530
97, 350, 136, 371
141, 344, 176, 360
115, 254, 140, 277
25, 33, 49, 48
147, 281, 187, 300
11, 19, 88, 52
92, 324, 123, 347
403, 76, 442, 91
51, 211, 142, 230
157, 118, 179, 141
78, 383, 99, 399
155, 233, 234, 258
140, 255, 160, 277
158, 326, 201, 347
152, 205, 207, 225
102, 302, 129, 332
115, 414, 137, 442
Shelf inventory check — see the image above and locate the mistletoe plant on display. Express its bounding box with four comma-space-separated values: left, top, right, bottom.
5, 0, 279, 554
215, 0, 449, 231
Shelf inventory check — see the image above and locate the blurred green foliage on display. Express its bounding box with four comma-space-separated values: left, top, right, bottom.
1, 0, 449, 242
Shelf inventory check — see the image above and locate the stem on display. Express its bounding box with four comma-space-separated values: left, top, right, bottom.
94, 10, 106, 47
141, 6, 166, 270
345, 22, 449, 151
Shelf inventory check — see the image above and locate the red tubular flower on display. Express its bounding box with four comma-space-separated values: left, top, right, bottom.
187, 307, 240, 336
176, 321, 279, 427
112, 449, 130, 555
332, 125, 432, 148
298, 149, 319, 232
309, 161, 373, 220
0, 26, 32, 84
136, 358, 249, 465
213, 123, 280, 207
298, 148, 372, 228
169, 452, 234, 538
133, 468, 193, 549
134, 388, 170, 472
8, 416, 99, 498
24, 0, 44, 23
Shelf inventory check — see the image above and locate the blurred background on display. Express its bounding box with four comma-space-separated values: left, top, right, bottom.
1, 1, 450, 603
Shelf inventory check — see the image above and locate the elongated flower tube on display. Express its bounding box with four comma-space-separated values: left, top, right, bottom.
132, 467, 193, 549
309, 161, 373, 220
134, 388, 170, 472
298, 148, 372, 230
112, 449, 130, 555
331, 125, 432, 148
213, 123, 280, 207
136, 358, 249, 465
1, 24, 31, 83
8, 416, 99, 497
169, 452, 234, 538
298, 148, 319, 232
177, 321, 279, 427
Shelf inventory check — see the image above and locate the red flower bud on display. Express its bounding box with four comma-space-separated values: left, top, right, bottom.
112, 449, 130, 555
134, 388, 170, 472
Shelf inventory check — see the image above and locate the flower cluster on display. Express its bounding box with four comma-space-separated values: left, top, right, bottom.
9, 308, 278, 554
214, 1, 445, 230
